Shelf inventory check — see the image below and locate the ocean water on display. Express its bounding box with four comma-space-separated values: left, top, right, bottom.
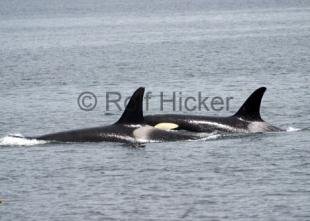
0, 0, 310, 220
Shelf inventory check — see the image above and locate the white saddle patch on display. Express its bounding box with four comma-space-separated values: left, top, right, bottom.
247, 121, 270, 132
133, 125, 155, 142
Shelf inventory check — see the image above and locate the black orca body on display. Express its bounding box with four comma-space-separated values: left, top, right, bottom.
27, 88, 198, 143
144, 87, 283, 133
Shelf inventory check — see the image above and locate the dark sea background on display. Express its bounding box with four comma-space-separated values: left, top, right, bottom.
0, 0, 310, 220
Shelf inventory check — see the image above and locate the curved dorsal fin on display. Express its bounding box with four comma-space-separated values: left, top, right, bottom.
234, 87, 266, 121
116, 87, 145, 124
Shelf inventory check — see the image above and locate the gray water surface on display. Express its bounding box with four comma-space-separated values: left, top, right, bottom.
0, 1, 310, 220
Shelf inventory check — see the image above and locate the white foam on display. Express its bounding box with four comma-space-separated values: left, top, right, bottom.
0, 134, 47, 146
286, 127, 301, 132
208, 133, 221, 139
195, 132, 221, 141
202, 134, 221, 141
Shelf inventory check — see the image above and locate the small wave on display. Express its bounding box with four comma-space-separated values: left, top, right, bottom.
197, 132, 222, 141
206, 134, 222, 140
286, 127, 302, 132
0, 134, 47, 146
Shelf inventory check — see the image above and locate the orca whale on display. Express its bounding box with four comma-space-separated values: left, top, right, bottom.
144, 87, 283, 133
26, 88, 198, 143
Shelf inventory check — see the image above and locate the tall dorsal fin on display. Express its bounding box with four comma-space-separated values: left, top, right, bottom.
116, 87, 145, 124
233, 87, 266, 121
